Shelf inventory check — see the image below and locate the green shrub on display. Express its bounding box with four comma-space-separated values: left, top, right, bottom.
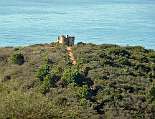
80, 98, 88, 106
52, 66, 63, 76
36, 64, 50, 81
116, 57, 131, 66
135, 64, 151, 74
140, 56, 149, 63
77, 42, 86, 46
61, 67, 85, 86
10, 52, 25, 65
77, 85, 89, 99
150, 86, 155, 100
37, 65, 57, 93
39, 74, 53, 94
108, 47, 130, 58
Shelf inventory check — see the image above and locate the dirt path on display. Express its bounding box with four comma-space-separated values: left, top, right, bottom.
67, 47, 77, 65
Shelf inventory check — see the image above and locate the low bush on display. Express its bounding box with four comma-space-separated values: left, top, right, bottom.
116, 57, 131, 66
10, 52, 25, 65
39, 74, 53, 94
61, 67, 85, 86
76, 85, 89, 99
150, 86, 155, 100
36, 64, 50, 81
108, 47, 131, 58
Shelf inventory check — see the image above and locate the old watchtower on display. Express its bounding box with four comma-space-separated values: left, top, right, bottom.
57, 35, 75, 46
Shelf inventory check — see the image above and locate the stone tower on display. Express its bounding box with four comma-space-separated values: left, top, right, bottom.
58, 35, 75, 46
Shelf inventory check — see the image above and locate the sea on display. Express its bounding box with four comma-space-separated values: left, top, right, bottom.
0, 0, 155, 49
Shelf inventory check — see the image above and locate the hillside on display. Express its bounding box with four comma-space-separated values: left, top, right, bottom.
0, 43, 155, 119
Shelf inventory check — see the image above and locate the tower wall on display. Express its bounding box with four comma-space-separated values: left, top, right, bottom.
58, 35, 65, 44
68, 37, 75, 46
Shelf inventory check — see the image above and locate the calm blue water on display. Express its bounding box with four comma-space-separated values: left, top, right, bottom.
0, 0, 155, 49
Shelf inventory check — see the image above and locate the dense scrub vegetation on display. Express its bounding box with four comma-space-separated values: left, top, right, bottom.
0, 43, 155, 119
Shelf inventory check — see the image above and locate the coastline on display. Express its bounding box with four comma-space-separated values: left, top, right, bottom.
0, 42, 155, 51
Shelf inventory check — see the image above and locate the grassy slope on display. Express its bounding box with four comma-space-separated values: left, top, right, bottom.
0, 43, 155, 119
